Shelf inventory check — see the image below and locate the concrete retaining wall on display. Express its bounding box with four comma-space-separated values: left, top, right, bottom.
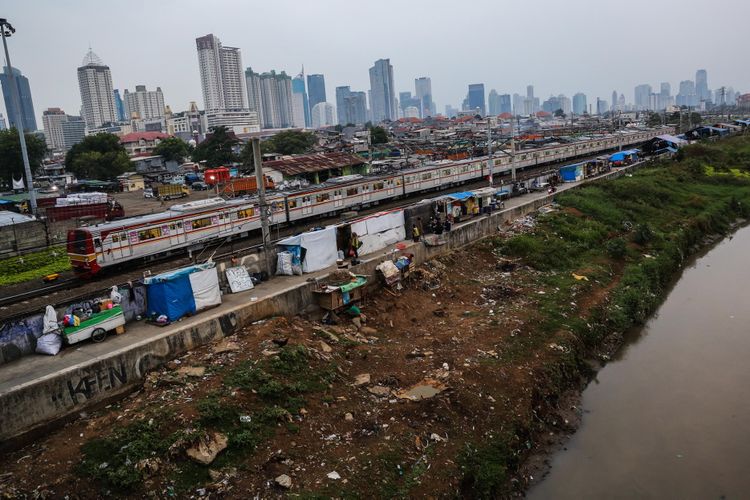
0, 164, 637, 445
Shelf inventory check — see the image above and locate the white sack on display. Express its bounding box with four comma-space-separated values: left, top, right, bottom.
36, 333, 62, 356
43, 305, 58, 334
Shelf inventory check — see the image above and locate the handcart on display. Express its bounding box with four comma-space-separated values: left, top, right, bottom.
63, 305, 126, 345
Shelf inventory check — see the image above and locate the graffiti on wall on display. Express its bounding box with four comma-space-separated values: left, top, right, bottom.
51, 312, 238, 406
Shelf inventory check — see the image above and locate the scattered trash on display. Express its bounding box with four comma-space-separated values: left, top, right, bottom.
368, 385, 391, 397
239, 415, 252, 423
430, 433, 447, 442
327, 471, 341, 480
212, 339, 240, 354
176, 366, 206, 378
275, 474, 292, 489
319, 340, 333, 353
572, 273, 589, 281
354, 373, 371, 386
344, 412, 354, 422
396, 379, 447, 400
186, 432, 228, 465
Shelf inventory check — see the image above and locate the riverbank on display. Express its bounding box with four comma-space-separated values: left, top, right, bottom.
1, 136, 749, 498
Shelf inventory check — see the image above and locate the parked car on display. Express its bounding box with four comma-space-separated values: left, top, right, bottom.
191, 181, 209, 191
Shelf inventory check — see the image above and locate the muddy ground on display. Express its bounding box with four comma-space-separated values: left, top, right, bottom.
0, 216, 615, 499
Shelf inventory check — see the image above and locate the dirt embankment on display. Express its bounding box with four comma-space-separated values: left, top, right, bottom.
0, 214, 620, 499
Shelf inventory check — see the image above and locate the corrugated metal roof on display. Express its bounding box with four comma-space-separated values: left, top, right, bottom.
0, 211, 36, 226
263, 152, 365, 176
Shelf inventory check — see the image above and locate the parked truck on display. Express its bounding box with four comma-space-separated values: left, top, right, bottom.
220, 176, 275, 196
145, 184, 190, 200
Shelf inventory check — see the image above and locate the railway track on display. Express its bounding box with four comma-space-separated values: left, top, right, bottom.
0, 151, 613, 321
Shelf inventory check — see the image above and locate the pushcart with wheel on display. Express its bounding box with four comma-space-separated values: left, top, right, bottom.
63, 305, 126, 345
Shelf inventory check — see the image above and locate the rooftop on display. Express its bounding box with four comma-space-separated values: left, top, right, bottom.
263, 152, 365, 177
120, 132, 170, 144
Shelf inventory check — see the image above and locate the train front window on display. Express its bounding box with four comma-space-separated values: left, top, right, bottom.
68, 230, 90, 254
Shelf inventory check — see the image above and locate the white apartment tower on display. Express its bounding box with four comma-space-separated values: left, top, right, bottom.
77, 49, 117, 129
196, 34, 248, 112
42, 108, 67, 150
124, 85, 165, 120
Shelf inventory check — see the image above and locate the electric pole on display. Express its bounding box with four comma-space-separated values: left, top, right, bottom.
487, 118, 493, 187
252, 137, 272, 278
0, 19, 36, 215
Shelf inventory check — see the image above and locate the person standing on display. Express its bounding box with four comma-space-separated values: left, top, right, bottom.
350, 232, 361, 258
412, 224, 421, 242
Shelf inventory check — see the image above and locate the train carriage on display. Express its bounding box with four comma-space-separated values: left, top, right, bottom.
67, 128, 668, 275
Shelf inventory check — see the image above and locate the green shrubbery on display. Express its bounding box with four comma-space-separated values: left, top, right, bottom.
462, 135, 750, 497
0, 246, 70, 286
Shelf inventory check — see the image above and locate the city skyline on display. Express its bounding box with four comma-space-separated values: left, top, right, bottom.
2, 0, 749, 128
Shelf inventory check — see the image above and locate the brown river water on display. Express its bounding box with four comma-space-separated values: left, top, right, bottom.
528, 225, 750, 499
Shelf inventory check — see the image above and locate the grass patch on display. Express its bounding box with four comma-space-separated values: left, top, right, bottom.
0, 245, 70, 286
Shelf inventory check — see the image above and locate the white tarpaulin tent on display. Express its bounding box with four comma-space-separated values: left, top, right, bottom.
188, 266, 222, 311
278, 225, 338, 273
350, 210, 406, 255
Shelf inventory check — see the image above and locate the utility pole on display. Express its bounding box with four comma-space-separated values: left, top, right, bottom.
510, 118, 517, 182
487, 118, 493, 187
0, 19, 36, 215
252, 137, 272, 278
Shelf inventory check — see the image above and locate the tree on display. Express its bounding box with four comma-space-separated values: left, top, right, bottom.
261, 130, 317, 155
690, 112, 703, 126
191, 126, 239, 167
647, 113, 663, 127
369, 126, 388, 144
553, 108, 565, 118
65, 133, 130, 180
0, 128, 47, 189
153, 137, 192, 163
239, 140, 257, 172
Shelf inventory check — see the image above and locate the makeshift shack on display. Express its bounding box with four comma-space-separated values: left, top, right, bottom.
277, 226, 338, 273
313, 271, 368, 311
347, 210, 406, 256
144, 263, 222, 322
559, 162, 585, 182
609, 149, 639, 167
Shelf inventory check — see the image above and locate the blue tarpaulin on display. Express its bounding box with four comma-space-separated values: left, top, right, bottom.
445, 191, 475, 201
146, 273, 196, 322
559, 163, 584, 182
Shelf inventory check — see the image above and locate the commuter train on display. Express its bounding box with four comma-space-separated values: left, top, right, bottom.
67, 129, 662, 275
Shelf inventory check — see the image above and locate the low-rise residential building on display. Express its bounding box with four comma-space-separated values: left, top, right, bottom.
119, 131, 169, 156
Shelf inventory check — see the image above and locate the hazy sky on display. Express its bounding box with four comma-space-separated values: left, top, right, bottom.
3, 0, 749, 127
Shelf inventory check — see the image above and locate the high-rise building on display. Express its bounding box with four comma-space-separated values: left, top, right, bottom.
123, 85, 165, 120
0, 112, 6, 129
0, 66, 38, 131
634, 84, 652, 110
696, 69, 709, 102
336, 86, 351, 125
42, 108, 67, 150
311, 102, 335, 128
512, 93, 524, 115
61, 116, 86, 150
369, 59, 396, 123
414, 77, 433, 117
245, 69, 294, 129
467, 84, 486, 115
77, 50, 117, 129
307, 74, 327, 113
572, 93, 587, 115
398, 91, 420, 115
113, 89, 126, 122
344, 91, 367, 125
498, 94, 511, 114
596, 98, 609, 115
291, 70, 309, 128
611, 90, 618, 111
195, 34, 248, 113
677, 80, 697, 107
488, 89, 500, 115
43, 108, 85, 151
